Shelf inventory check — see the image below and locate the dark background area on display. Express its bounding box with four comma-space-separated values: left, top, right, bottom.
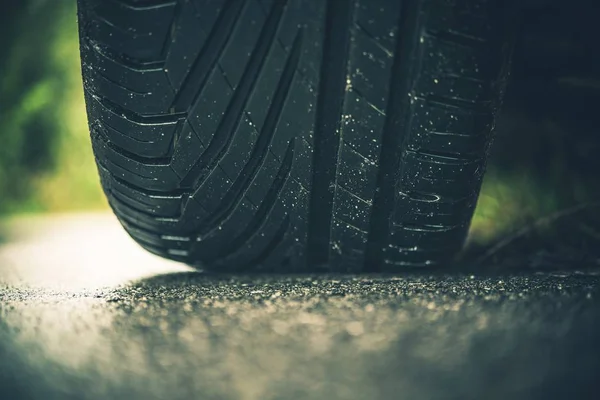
492, 0, 600, 206
467, 0, 600, 266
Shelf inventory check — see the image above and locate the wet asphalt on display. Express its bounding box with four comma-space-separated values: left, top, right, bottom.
1, 214, 600, 400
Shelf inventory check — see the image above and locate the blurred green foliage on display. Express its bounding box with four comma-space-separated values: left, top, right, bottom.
0, 0, 105, 215
470, 1, 600, 243
0, 0, 597, 247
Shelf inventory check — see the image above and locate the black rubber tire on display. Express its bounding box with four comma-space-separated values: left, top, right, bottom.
78, 0, 514, 272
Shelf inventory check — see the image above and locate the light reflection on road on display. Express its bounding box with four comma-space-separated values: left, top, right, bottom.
0, 212, 192, 290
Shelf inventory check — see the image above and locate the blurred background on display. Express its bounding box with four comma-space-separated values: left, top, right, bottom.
0, 1, 103, 216
0, 0, 598, 252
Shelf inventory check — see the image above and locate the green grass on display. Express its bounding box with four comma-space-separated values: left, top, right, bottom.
31, 4, 106, 213
471, 167, 560, 243
0, 1, 106, 215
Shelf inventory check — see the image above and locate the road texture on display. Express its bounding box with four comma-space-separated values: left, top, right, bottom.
1, 213, 600, 400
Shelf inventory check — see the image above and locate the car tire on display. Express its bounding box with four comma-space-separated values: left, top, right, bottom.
78, 0, 515, 272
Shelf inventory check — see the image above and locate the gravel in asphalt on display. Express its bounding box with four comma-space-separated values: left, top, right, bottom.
1, 214, 599, 400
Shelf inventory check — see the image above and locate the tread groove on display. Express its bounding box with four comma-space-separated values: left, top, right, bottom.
198, 29, 303, 235
243, 215, 291, 270
93, 130, 172, 166
354, 21, 393, 58
364, 0, 423, 272
395, 222, 464, 233
94, 70, 154, 95
106, 0, 176, 11
179, 0, 288, 189
335, 217, 368, 235
336, 183, 372, 206
170, 0, 247, 111
111, 197, 179, 226
344, 140, 377, 165
92, 94, 185, 124
426, 94, 486, 112
111, 191, 180, 219
100, 121, 156, 145
408, 148, 479, 162
205, 138, 296, 261
351, 87, 386, 116
88, 40, 166, 71
98, 161, 187, 197
158, 0, 181, 60
425, 29, 487, 47
307, 0, 355, 265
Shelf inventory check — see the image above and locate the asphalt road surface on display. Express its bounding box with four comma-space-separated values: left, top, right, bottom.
1, 213, 600, 400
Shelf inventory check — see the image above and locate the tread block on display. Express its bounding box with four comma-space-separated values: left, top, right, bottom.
335, 142, 378, 204
187, 70, 234, 144
164, 0, 210, 91
389, 222, 469, 249
219, 0, 267, 89
170, 121, 206, 178
341, 90, 385, 164
84, 44, 169, 94
90, 69, 174, 115
86, 0, 176, 61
